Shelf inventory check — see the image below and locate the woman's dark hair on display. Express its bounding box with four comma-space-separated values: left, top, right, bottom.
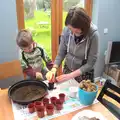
65, 7, 91, 36
16, 29, 33, 48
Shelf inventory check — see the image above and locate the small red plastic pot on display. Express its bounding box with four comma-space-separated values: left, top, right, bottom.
50, 97, 57, 105
55, 99, 63, 110
43, 98, 49, 106
36, 106, 45, 118
34, 101, 42, 107
59, 93, 66, 103
46, 104, 54, 115
28, 103, 35, 113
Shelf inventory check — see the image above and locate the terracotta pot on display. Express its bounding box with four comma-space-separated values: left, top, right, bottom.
55, 99, 63, 110
34, 101, 42, 109
36, 106, 45, 118
50, 97, 57, 105
59, 93, 65, 103
46, 104, 54, 115
28, 103, 35, 113
43, 98, 49, 106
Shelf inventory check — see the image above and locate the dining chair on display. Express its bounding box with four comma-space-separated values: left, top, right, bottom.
0, 60, 24, 89
97, 79, 120, 119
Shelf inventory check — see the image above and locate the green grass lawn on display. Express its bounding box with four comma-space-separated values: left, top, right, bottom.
25, 10, 67, 57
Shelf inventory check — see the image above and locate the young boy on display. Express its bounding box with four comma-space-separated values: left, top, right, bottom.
16, 29, 53, 80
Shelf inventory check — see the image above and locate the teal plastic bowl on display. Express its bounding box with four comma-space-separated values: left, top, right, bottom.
78, 85, 98, 105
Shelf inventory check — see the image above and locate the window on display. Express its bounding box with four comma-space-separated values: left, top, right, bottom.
16, 0, 92, 75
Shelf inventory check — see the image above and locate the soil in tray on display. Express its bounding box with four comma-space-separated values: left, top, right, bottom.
11, 85, 46, 101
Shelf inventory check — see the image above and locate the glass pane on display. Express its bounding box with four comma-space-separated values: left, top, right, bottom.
63, 0, 85, 27
24, 0, 51, 57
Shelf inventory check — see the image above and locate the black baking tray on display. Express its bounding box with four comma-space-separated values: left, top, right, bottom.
8, 79, 48, 105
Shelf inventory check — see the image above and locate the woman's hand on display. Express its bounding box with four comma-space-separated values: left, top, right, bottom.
56, 74, 73, 82
56, 69, 81, 83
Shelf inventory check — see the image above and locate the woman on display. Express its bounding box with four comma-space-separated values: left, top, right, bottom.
46, 7, 99, 83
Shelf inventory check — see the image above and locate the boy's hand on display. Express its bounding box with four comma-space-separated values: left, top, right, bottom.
36, 72, 43, 79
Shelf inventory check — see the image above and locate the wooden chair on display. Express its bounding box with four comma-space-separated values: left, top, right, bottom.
97, 80, 120, 119
0, 60, 24, 89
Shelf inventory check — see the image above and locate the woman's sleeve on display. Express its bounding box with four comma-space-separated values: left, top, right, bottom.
79, 31, 99, 74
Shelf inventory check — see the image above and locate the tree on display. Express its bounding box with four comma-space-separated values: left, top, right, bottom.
24, 0, 37, 19
63, 0, 84, 12
36, 0, 44, 10
34, 0, 51, 11
24, 0, 31, 15
43, 0, 51, 9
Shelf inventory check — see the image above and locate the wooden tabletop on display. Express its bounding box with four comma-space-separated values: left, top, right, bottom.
0, 89, 117, 120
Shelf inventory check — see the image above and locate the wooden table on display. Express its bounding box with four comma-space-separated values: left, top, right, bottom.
0, 89, 117, 120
